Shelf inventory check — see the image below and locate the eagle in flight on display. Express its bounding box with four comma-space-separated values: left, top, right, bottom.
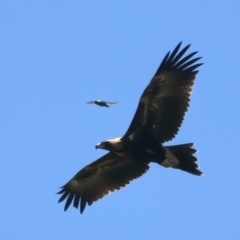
86, 100, 118, 108
58, 42, 203, 214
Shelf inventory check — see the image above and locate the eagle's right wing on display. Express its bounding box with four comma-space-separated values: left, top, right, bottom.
57, 152, 149, 213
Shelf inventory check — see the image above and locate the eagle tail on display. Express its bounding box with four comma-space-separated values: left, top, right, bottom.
163, 143, 202, 176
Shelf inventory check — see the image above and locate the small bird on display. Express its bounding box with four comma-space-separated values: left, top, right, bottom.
58, 42, 203, 214
86, 100, 118, 108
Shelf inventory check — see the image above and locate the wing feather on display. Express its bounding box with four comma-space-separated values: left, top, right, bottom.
57, 152, 149, 213
104, 101, 118, 104
124, 42, 203, 142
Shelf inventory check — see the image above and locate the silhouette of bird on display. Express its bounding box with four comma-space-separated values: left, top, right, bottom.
86, 100, 118, 108
58, 42, 203, 214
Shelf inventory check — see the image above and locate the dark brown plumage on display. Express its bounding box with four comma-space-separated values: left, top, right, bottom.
58, 42, 203, 214
86, 100, 118, 108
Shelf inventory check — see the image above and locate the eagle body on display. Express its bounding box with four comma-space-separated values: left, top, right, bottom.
98, 131, 165, 160
58, 42, 203, 213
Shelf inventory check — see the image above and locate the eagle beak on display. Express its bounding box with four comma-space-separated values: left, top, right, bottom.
95, 144, 100, 149
95, 141, 108, 149
95, 142, 105, 149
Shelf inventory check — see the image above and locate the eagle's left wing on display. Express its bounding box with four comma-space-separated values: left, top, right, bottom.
123, 42, 202, 143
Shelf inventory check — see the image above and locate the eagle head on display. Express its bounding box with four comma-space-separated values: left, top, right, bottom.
95, 137, 123, 151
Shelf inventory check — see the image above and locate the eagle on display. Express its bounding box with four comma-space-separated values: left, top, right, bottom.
86, 100, 118, 108
58, 42, 203, 214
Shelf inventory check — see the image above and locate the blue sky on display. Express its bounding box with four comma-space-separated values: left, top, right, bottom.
1, 1, 240, 239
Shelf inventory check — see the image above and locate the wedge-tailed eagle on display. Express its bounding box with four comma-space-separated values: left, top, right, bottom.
58, 42, 203, 214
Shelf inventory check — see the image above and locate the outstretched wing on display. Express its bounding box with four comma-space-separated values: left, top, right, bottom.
57, 152, 149, 213
86, 100, 118, 105
124, 42, 203, 143
104, 101, 118, 104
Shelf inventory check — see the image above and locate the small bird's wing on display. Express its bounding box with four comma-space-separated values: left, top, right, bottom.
124, 42, 202, 143
86, 101, 117, 104
104, 101, 118, 104
57, 152, 149, 213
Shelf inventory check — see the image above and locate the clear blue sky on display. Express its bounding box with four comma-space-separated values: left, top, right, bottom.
1, 1, 240, 239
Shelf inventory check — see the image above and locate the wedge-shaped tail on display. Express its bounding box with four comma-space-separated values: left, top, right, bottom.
163, 143, 202, 176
